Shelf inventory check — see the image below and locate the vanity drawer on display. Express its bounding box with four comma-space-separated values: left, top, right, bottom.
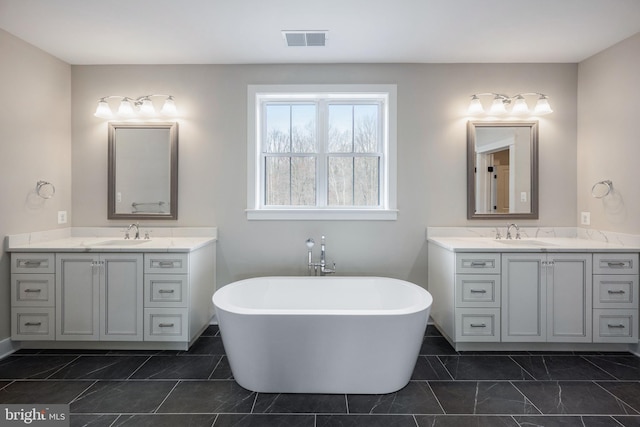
11, 274, 55, 307
593, 275, 638, 309
144, 254, 188, 274
593, 309, 637, 343
11, 253, 55, 274
144, 308, 188, 341
455, 274, 500, 308
593, 254, 639, 275
145, 274, 188, 307
455, 308, 500, 342
456, 254, 501, 274
12, 308, 55, 340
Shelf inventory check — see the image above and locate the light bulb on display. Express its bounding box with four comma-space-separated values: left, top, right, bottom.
94, 99, 113, 118
118, 98, 135, 116
489, 97, 507, 115
160, 96, 177, 116
511, 96, 530, 115
139, 98, 155, 116
534, 96, 553, 115
467, 95, 484, 115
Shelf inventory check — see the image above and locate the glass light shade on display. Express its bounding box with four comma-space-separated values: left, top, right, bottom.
511, 97, 530, 115
489, 97, 508, 115
139, 98, 155, 115
94, 100, 113, 118
534, 97, 553, 115
160, 96, 177, 116
118, 98, 135, 116
468, 96, 484, 115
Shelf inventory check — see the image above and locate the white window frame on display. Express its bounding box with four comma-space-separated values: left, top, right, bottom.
247, 84, 397, 220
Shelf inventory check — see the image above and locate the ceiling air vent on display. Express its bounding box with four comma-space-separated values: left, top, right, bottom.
282, 31, 328, 47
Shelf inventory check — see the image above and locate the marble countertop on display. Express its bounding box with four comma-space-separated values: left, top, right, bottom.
5, 227, 217, 253
427, 236, 640, 253
426, 227, 640, 253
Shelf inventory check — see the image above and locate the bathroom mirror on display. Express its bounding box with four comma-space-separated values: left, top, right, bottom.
108, 122, 178, 220
467, 121, 538, 219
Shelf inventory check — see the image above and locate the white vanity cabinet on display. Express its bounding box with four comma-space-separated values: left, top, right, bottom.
501, 253, 592, 343
428, 237, 639, 351
592, 253, 639, 343
454, 253, 501, 342
143, 253, 189, 342
9, 237, 216, 350
56, 253, 143, 341
11, 253, 56, 340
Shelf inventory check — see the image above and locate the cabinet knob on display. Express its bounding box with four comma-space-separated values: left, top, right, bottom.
469, 323, 487, 328
470, 289, 487, 294
158, 289, 175, 294
24, 289, 42, 293
607, 290, 626, 295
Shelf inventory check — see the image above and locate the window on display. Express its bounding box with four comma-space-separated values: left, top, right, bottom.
247, 85, 397, 220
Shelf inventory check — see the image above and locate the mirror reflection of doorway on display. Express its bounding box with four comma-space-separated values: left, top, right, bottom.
493, 149, 510, 213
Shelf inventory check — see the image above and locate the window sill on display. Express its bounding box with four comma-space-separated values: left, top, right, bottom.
246, 209, 398, 221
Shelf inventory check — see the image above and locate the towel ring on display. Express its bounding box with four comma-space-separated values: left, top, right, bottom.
591, 180, 612, 199
36, 180, 56, 199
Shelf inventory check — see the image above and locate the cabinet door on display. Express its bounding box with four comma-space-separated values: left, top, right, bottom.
100, 254, 143, 341
547, 254, 592, 342
502, 253, 546, 342
56, 254, 100, 340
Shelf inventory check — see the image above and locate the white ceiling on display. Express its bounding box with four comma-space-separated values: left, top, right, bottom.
1, 0, 639, 65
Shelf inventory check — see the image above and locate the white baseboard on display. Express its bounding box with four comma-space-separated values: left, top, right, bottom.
0, 337, 18, 359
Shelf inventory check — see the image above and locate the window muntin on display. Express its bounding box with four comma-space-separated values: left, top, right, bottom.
248, 85, 397, 220
261, 99, 384, 209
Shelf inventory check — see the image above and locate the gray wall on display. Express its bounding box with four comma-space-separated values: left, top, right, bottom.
71, 63, 578, 289
0, 29, 71, 340
577, 32, 640, 234
577, 32, 640, 354
3, 25, 638, 348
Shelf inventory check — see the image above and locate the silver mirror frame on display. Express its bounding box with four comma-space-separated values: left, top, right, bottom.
467, 121, 538, 220
108, 122, 178, 220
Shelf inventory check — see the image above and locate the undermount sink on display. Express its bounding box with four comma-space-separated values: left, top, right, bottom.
496, 239, 554, 246
94, 239, 148, 246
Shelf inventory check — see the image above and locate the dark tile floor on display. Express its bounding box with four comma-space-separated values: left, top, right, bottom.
1, 325, 640, 426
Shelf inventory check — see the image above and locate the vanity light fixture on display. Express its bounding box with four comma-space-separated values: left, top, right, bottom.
94, 94, 177, 119
468, 92, 553, 116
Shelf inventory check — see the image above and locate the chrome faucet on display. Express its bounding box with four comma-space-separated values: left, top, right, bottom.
506, 223, 520, 240
306, 235, 336, 276
126, 222, 140, 240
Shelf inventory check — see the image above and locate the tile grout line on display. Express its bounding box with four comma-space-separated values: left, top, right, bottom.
508, 380, 544, 415
151, 379, 181, 414
580, 354, 622, 381
207, 355, 224, 380
126, 355, 153, 380
592, 380, 640, 415
425, 381, 446, 415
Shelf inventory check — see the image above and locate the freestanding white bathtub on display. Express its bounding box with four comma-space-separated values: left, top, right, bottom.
212, 276, 432, 394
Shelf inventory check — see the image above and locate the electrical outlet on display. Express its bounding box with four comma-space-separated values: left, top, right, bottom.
57, 210, 67, 224
520, 192, 527, 202
580, 211, 591, 226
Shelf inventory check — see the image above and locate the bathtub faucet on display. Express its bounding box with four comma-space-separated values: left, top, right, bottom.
306, 235, 336, 276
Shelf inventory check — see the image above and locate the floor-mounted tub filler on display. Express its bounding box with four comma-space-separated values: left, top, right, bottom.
213, 276, 432, 394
